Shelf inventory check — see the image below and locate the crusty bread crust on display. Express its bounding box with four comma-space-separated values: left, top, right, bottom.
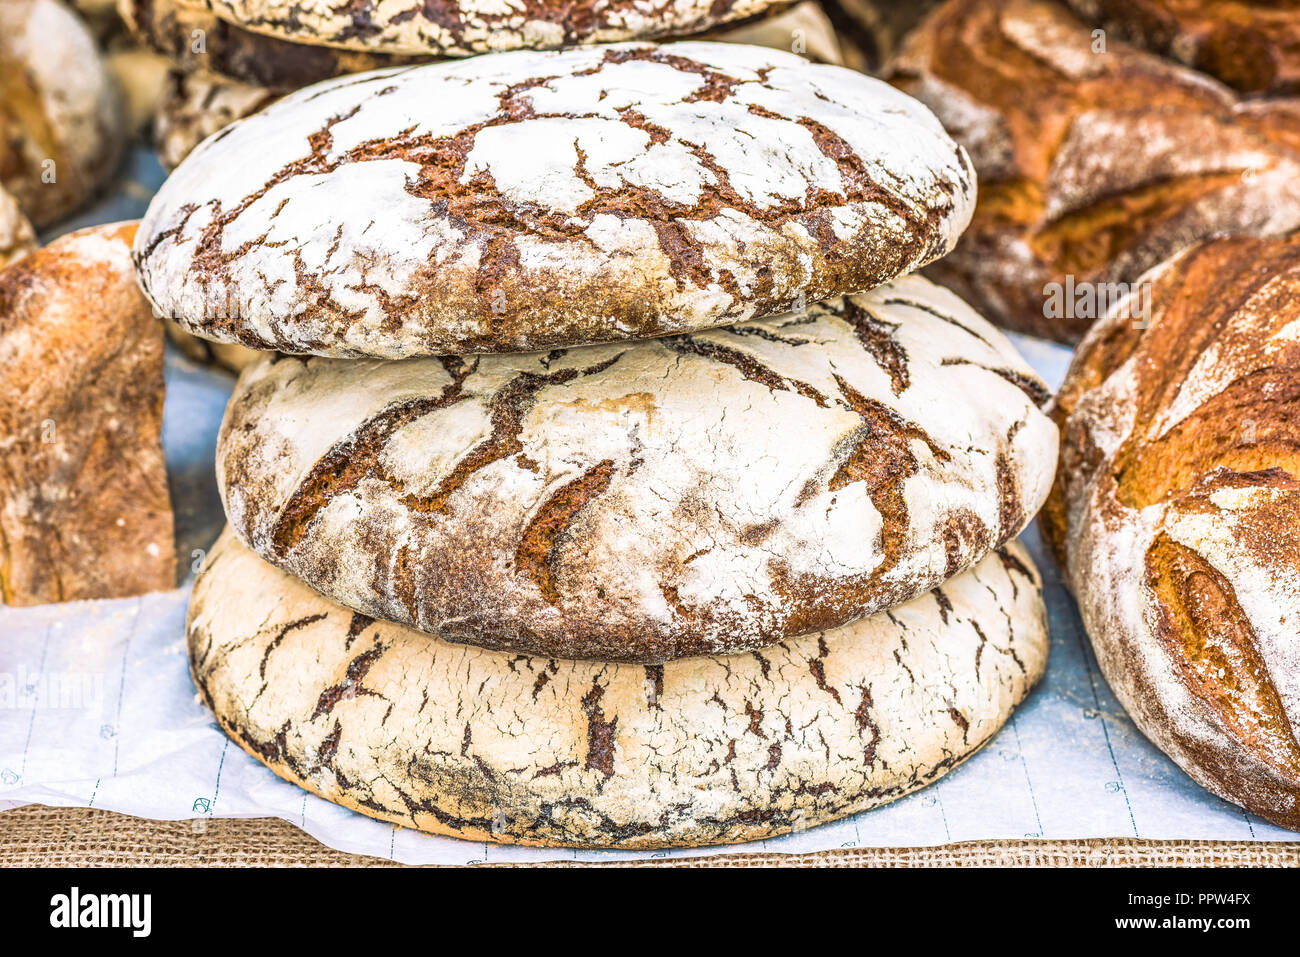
189, 529, 1048, 848
889, 0, 1300, 343
134, 42, 975, 358
0, 186, 36, 269
1049, 233, 1300, 830
0, 223, 175, 605
180, 0, 787, 55
216, 276, 1056, 662
1065, 0, 1300, 95
0, 0, 126, 229
120, 0, 430, 89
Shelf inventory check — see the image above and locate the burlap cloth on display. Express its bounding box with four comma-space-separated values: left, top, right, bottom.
1, 806, 1295, 866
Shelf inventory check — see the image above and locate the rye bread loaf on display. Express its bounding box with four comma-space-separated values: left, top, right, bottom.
1046, 233, 1300, 830
216, 275, 1056, 663
0, 187, 37, 269
888, 0, 1300, 343
1065, 0, 1300, 95
0, 0, 127, 229
190, 528, 1048, 848
134, 41, 975, 359
179, 0, 788, 55
120, 0, 429, 88
153, 67, 282, 173
148, 5, 844, 173
0, 223, 175, 605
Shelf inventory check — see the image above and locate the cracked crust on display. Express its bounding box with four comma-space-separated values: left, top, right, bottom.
0, 223, 175, 605
189, 528, 1048, 848
1065, 0, 1300, 95
121, 0, 431, 89
180, 0, 789, 55
147, 4, 843, 172
1048, 233, 1300, 830
216, 275, 1057, 662
134, 41, 975, 358
888, 0, 1300, 343
0, 0, 127, 229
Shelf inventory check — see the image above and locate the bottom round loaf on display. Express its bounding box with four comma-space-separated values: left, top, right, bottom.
188, 529, 1048, 849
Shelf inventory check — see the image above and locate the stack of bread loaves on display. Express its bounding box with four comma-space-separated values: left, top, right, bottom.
134, 42, 1060, 847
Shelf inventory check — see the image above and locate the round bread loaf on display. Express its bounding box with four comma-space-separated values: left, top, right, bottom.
153, 67, 283, 173
0, 222, 175, 606
189, 528, 1048, 848
120, 0, 429, 88
0, 0, 127, 229
1065, 0, 1300, 95
148, 6, 842, 174
0, 186, 37, 269
179, 0, 788, 55
134, 41, 975, 358
217, 275, 1056, 663
1047, 233, 1300, 831
888, 0, 1300, 343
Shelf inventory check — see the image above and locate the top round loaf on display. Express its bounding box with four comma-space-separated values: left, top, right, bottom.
133, 42, 976, 358
179, 0, 788, 55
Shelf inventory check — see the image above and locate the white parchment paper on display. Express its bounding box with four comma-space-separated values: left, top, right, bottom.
1, 153, 1294, 863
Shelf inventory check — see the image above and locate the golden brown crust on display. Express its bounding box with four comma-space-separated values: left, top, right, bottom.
0, 186, 37, 269
0, 222, 175, 605
1066, 0, 1300, 95
888, 0, 1300, 343
1051, 232, 1300, 830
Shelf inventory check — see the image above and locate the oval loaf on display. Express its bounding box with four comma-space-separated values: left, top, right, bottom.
182, 0, 787, 56
134, 41, 975, 358
189, 529, 1049, 849
217, 275, 1057, 662
1048, 233, 1300, 830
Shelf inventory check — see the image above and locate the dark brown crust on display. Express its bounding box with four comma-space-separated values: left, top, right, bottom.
1050, 232, 1300, 830
888, 0, 1300, 343
0, 223, 176, 605
121, 0, 431, 88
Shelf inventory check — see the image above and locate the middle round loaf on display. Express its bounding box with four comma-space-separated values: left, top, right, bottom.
133, 41, 975, 358
217, 275, 1058, 662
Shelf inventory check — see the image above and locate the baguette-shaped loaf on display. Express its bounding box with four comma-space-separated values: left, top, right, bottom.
217, 275, 1056, 662
189, 529, 1048, 849
134, 42, 975, 358
1047, 233, 1300, 830
889, 0, 1300, 342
